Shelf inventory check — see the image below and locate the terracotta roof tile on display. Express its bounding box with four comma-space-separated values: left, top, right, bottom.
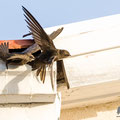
0, 39, 35, 49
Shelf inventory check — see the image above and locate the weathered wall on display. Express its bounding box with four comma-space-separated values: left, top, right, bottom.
60, 100, 120, 120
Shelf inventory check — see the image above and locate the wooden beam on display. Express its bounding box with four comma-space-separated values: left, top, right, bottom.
57, 60, 70, 89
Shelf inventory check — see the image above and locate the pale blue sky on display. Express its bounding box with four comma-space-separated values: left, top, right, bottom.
0, 0, 120, 39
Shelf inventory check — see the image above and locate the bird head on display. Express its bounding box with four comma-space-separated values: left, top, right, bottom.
57, 49, 71, 59
27, 54, 35, 62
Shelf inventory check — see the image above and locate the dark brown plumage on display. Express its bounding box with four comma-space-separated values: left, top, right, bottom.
22, 27, 64, 55
23, 32, 32, 38
22, 6, 70, 84
23, 27, 64, 40
0, 42, 35, 68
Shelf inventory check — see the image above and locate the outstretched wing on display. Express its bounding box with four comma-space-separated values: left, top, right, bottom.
49, 27, 64, 40
22, 27, 64, 54
23, 27, 63, 40
22, 43, 40, 54
0, 42, 9, 60
7, 54, 26, 60
7, 53, 34, 61
22, 6, 56, 51
23, 32, 32, 38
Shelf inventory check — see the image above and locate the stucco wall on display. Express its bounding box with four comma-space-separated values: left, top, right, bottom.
60, 100, 120, 120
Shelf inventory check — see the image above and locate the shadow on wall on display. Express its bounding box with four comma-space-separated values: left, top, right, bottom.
60, 100, 120, 120
2, 70, 29, 94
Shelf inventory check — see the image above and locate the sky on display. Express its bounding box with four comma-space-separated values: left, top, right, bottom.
0, 0, 120, 39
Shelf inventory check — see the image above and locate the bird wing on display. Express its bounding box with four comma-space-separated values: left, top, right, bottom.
22, 27, 64, 54
22, 6, 56, 51
22, 43, 40, 54
0, 42, 9, 60
23, 32, 32, 38
49, 27, 64, 40
7, 54, 29, 60
23, 27, 63, 40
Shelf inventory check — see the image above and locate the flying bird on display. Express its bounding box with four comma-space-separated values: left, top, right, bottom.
0, 42, 35, 68
22, 28, 66, 84
22, 6, 70, 85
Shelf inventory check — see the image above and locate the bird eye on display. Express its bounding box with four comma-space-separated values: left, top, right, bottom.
30, 56, 34, 59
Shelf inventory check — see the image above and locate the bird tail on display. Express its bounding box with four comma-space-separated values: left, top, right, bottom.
36, 65, 46, 83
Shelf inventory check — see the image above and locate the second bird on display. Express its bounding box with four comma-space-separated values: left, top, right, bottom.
22, 6, 70, 84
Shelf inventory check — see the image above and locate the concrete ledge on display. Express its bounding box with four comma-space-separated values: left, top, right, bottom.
0, 93, 61, 120
58, 80, 120, 109
0, 94, 56, 103
0, 61, 57, 103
